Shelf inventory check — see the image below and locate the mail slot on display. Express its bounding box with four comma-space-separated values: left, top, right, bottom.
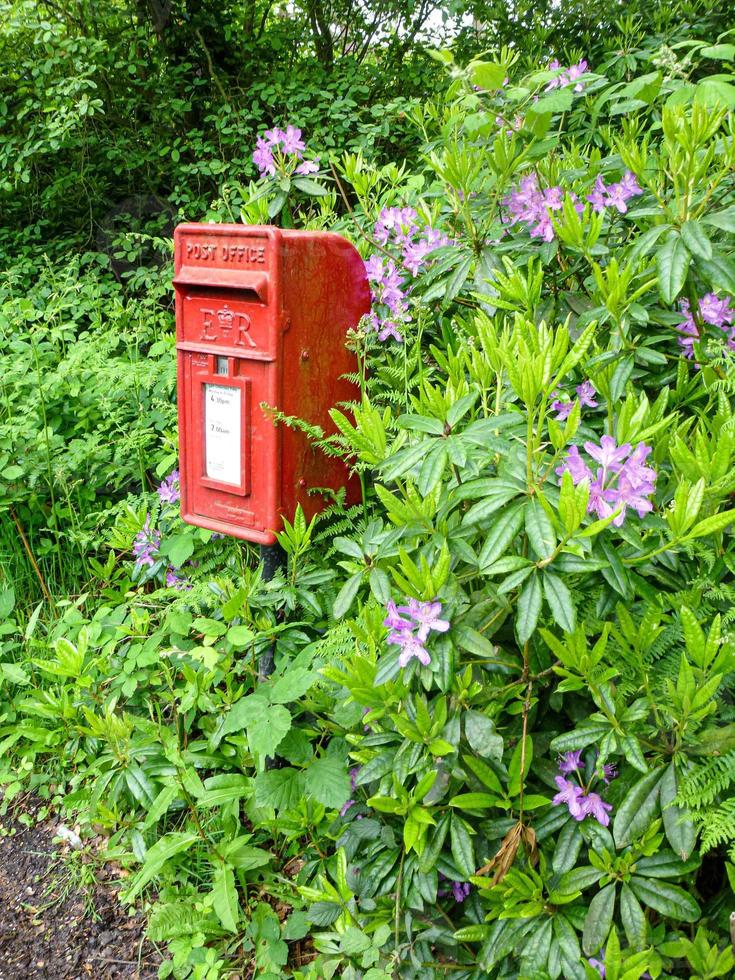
174, 223, 370, 544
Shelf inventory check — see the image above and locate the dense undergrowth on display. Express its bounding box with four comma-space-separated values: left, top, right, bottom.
3, 1, 735, 978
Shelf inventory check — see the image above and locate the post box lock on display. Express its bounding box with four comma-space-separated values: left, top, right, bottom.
174, 224, 370, 545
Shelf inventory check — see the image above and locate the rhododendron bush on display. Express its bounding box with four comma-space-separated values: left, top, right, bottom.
5, 24, 735, 980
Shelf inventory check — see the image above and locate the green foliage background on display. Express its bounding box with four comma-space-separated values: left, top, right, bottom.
2, 2, 735, 979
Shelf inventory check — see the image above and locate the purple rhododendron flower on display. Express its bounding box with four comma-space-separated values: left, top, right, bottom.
374, 206, 419, 246
157, 469, 180, 505
587, 176, 607, 213
553, 754, 614, 826
603, 763, 618, 784
562, 445, 594, 484
451, 881, 471, 902
545, 58, 588, 93
675, 292, 735, 357
280, 124, 305, 155
295, 158, 319, 175
165, 566, 188, 590
385, 596, 450, 670
588, 956, 606, 977
438, 874, 471, 902
397, 598, 450, 642
252, 136, 276, 177
582, 791, 613, 826
576, 381, 598, 408
558, 437, 656, 526
364, 209, 452, 340
558, 750, 584, 773
253, 124, 310, 177
396, 633, 431, 668
552, 775, 587, 820
503, 173, 580, 241
383, 598, 414, 635
552, 397, 575, 421
586, 171, 642, 214
133, 514, 161, 568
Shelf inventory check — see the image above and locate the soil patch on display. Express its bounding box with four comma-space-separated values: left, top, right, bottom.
0, 797, 161, 979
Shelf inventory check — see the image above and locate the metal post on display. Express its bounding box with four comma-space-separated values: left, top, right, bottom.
258, 542, 285, 683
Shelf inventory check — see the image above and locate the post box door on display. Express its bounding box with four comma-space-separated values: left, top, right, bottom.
180, 349, 279, 538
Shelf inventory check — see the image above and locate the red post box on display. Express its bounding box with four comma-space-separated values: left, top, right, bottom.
174, 223, 370, 544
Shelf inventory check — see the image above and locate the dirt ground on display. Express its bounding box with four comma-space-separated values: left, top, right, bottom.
0, 798, 161, 979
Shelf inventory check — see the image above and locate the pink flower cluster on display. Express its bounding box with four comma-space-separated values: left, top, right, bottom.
438, 873, 471, 903
587, 172, 642, 214
157, 469, 180, 505
133, 514, 160, 568
557, 435, 656, 527
252, 125, 319, 179
552, 751, 613, 826
676, 292, 735, 357
373, 206, 450, 276
546, 59, 588, 93
383, 598, 450, 668
364, 206, 450, 342
503, 174, 582, 242
364, 255, 411, 342
339, 766, 361, 817
552, 380, 598, 421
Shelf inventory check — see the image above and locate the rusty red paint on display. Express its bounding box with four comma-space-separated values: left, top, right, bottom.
174, 223, 370, 544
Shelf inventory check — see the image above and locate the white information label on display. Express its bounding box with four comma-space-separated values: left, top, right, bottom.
205, 383, 241, 485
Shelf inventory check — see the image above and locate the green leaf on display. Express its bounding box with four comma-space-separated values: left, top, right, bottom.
695, 78, 735, 109
703, 206, 735, 233
684, 508, 735, 540
124, 832, 199, 902
333, 571, 363, 618
696, 250, 735, 294
613, 768, 663, 848
582, 883, 616, 956
478, 502, 525, 570
553, 865, 604, 897
634, 851, 699, 878
0, 589, 15, 619
470, 61, 506, 90
450, 815, 475, 877
449, 792, 500, 809
267, 668, 317, 703
307, 901, 342, 926
197, 775, 251, 808
619, 883, 646, 949
532, 88, 574, 115
656, 234, 690, 304
305, 755, 351, 808
516, 572, 542, 644
542, 571, 576, 633
525, 500, 556, 560
700, 43, 735, 60
680, 220, 712, 260
224, 696, 291, 765
222, 839, 272, 871
164, 531, 195, 567
629, 876, 700, 921
227, 624, 254, 646
142, 785, 179, 830
464, 710, 503, 761
293, 176, 328, 196
552, 820, 583, 874
211, 864, 239, 933
254, 768, 305, 811
659, 763, 696, 860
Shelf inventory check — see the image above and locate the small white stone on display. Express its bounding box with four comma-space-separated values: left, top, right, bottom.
55, 825, 83, 849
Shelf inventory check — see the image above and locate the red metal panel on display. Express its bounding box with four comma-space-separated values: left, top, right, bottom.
174, 223, 369, 544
